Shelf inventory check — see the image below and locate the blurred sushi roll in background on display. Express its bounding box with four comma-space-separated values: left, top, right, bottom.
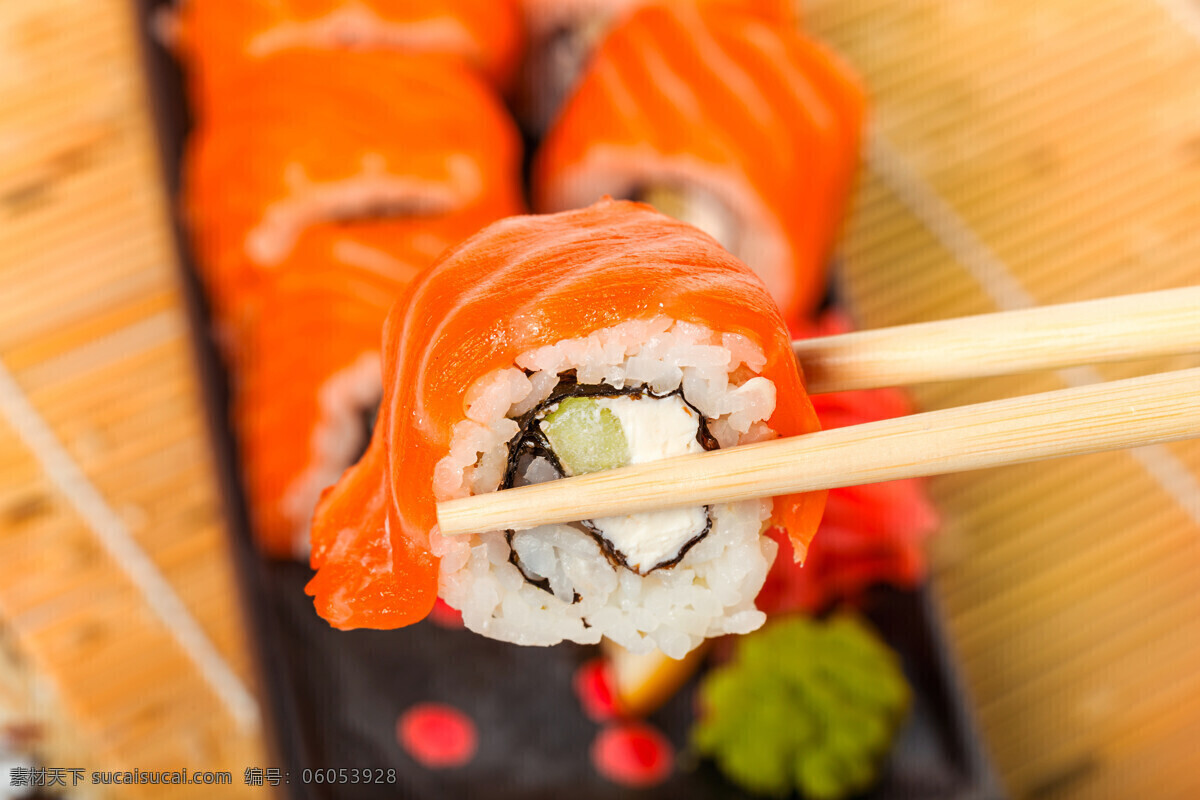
307, 199, 827, 656
228, 226, 399, 559
172, 10, 525, 558
228, 217, 491, 558
533, 2, 866, 325
182, 50, 524, 327
163, 0, 525, 114
517, 0, 794, 136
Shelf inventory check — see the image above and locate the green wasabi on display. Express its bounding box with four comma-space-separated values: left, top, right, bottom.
692, 615, 910, 799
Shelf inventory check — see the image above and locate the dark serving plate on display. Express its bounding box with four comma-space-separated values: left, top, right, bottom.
132, 4, 1006, 797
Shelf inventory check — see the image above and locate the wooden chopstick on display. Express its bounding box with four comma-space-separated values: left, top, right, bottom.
436, 367, 1200, 535
795, 286, 1200, 394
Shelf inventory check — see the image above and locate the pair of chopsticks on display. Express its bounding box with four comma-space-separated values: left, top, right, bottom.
437, 286, 1200, 535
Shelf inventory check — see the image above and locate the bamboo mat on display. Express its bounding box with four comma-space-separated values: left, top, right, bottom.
0, 0, 267, 797
804, 1, 1200, 798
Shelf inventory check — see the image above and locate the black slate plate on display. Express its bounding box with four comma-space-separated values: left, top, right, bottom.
257, 560, 1003, 800
131, 4, 1006, 797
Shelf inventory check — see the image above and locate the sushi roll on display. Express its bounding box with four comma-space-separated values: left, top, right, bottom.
182, 50, 523, 320
166, 0, 524, 114
532, 3, 866, 324
518, 0, 794, 135
230, 218, 477, 558
307, 199, 826, 658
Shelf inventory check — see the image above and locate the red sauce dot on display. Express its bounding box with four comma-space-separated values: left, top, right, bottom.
591, 722, 674, 788
428, 597, 464, 628
573, 659, 618, 722
397, 703, 477, 768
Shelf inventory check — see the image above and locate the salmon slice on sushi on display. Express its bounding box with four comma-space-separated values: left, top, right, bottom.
532, 3, 866, 325
182, 50, 523, 320
307, 200, 827, 658
518, 0, 794, 135
166, 0, 524, 114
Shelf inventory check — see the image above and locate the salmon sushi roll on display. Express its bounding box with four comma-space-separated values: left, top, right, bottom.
532, 3, 866, 324
166, 0, 524, 113
182, 50, 523, 320
230, 218, 471, 558
518, 0, 794, 135
306, 200, 826, 658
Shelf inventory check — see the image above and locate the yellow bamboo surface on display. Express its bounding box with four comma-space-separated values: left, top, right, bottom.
803, 1, 1200, 798
0, 0, 269, 797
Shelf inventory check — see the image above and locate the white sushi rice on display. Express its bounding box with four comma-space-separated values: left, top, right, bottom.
429, 316, 780, 659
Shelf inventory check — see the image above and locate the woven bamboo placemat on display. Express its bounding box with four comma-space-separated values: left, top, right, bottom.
805, 1, 1200, 797
0, 0, 267, 796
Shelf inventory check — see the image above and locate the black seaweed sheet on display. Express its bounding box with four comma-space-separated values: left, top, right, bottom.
132, 4, 1006, 797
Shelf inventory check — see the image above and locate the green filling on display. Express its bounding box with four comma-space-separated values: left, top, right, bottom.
636, 184, 693, 223
692, 615, 911, 799
540, 397, 630, 476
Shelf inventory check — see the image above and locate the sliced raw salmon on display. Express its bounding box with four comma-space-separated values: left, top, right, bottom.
168, 0, 524, 111
230, 215, 492, 557
182, 50, 523, 321
533, 3, 866, 323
